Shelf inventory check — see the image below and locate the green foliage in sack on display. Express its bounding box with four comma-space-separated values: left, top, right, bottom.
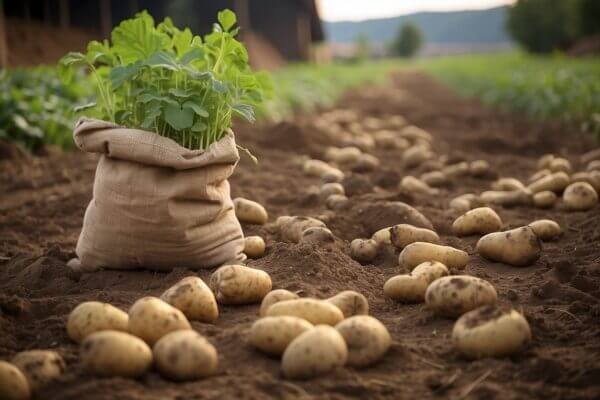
59, 9, 269, 150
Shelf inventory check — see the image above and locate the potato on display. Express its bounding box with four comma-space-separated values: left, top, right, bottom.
533, 190, 557, 208
452, 306, 531, 359
390, 224, 439, 249
537, 154, 555, 170
403, 145, 433, 168
11, 351, 65, 392
128, 297, 191, 345
563, 182, 598, 211
281, 326, 348, 379
250, 316, 314, 356
528, 169, 551, 184
80, 330, 152, 377
335, 316, 391, 368
528, 219, 561, 241
325, 146, 362, 164
400, 176, 439, 195
528, 171, 570, 193
280, 216, 326, 243
299, 226, 335, 245
244, 236, 266, 258
452, 207, 502, 236
352, 153, 380, 172
491, 178, 525, 192
160, 276, 218, 323
371, 227, 391, 246
571, 171, 600, 192
0, 361, 30, 400
400, 125, 433, 143
548, 157, 572, 174
399, 242, 468, 270
153, 330, 217, 381
480, 189, 532, 207
350, 238, 378, 263
389, 115, 407, 127
449, 193, 477, 213
442, 162, 469, 178
325, 290, 369, 317
425, 276, 497, 317
326, 194, 349, 210
476, 226, 541, 267
420, 171, 447, 187
587, 160, 600, 172
384, 261, 449, 302
67, 301, 129, 343
581, 148, 600, 164
210, 265, 272, 305
266, 298, 344, 326
374, 130, 409, 149
303, 159, 344, 182
260, 289, 300, 317
320, 182, 345, 199
469, 160, 490, 177
233, 198, 268, 225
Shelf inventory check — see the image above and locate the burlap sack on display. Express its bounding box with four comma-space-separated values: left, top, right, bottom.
73, 118, 246, 271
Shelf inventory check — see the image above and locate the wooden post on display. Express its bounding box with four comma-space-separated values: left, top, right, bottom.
99, 0, 111, 38
0, 0, 7, 68
59, 0, 69, 30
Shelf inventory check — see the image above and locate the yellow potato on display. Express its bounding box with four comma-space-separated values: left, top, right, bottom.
384, 261, 449, 302
399, 242, 469, 270
449, 193, 477, 214
350, 238, 378, 263
452, 207, 502, 236
266, 298, 344, 326
476, 226, 541, 267
210, 265, 272, 305
303, 159, 344, 182
528, 171, 570, 193
587, 160, 600, 172
281, 326, 348, 379
324, 146, 362, 164
160, 276, 218, 323
244, 235, 266, 258
250, 316, 314, 356
280, 216, 326, 243
452, 306, 531, 359
67, 301, 129, 343
537, 154, 555, 170
128, 297, 191, 345
335, 316, 391, 368
469, 160, 490, 177
528, 169, 551, 184
371, 227, 392, 246
581, 148, 600, 164
260, 289, 300, 317
0, 361, 30, 400
442, 162, 469, 178
326, 194, 349, 210
320, 182, 345, 200
491, 177, 525, 191
548, 157, 572, 174
571, 171, 600, 193
528, 219, 561, 241
353, 153, 380, 172
233, 198, 268, 225
403, 145, 433, 168
80, 330, 152, 378
480, 189, 532, 207
153, 330, 217, 381
390, 224, 439, 249
420, 171, 448, 187
425, 275, 497, 317
400, 125, 433, 143
325, 290, 369, 317
563, 182, 598, 211
11, 351, 65, 392
400, 176, 439, 196
532, 190, 557, 208
299, 226, 335, 245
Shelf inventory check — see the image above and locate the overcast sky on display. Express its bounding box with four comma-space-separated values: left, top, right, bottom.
317, 0, 516, 22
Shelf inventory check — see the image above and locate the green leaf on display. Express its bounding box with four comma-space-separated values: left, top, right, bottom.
111, 11, 168, 64
168, 88, 192, 98
109, 63, 141, 89
145, 51, 179, 71
218, 9, 237, 32
179, 48, 204, 65
164, 104, 194, 130
86, 40, 113, 64
233, 103, 255, 122
115, 110, 133, 125
191, 120, 207, 132
141, 104, 161, 129
182, 101, 209, 117
74, 102, 96, 113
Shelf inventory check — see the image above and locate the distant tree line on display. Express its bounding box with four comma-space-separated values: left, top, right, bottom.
507, 0, 600, 53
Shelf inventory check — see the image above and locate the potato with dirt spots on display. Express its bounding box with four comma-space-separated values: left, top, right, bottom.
233, 198, 268, 225
280, 216, 326, 243
210, 265, 272, 305
371, 227, 392, 246
303, 159, 344, 182
300, 226, 335, 245
533, 190, 557, 208
0, 361, 30, 400
153, 330, 217, 381
452, 207, 502, 236
452, 305, 531, 359
480, 189, 533, 207
281, 326, 348, 379
476, 226, 542, 267
128, 297, 191, 345
325, 290, 369, 317
80, 330, 152, 378
399, 242, 469, 270
400, 176, 439, 196
11, 350, 65, 392
350, 238, 378, 263
450, 193, 478, 213
326, 194, 349, 210
160, 276, 218, 323
266, 298, 344, 326
320, 182, 345, 199
563, 182, 598, 211
335, 316, 391, 368
67, 301, 129, 343
250, 316, 314, 356
469, 160, 490, 177
571, 171, 600, 192
528, 219, 561, 241
425, 276, 497, 317
529, 169, 551, 183
260, 289, 300, 317
491, 177, 525, 192
390, 224, 439, 249
537, 154, 555, 169
244, 236, 265, 258
548, 157, 572, 174
528, 171, 570, 193
384, 261, 449, 302
403, 145, 433, 168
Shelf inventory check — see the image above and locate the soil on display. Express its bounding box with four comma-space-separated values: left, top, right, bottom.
1, 71, 600, 400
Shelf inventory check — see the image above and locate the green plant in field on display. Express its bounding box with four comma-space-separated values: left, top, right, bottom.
59, 9, 269, 151
389, 22, 423, 58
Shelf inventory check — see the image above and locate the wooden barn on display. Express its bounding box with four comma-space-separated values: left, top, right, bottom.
0, 0, 325, 69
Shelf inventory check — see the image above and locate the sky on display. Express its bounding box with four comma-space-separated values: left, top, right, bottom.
317, 0, 516, 22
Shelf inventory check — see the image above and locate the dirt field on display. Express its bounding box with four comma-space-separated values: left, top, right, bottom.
1, 71, 599, 400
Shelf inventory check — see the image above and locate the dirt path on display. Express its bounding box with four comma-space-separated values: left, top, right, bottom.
1, 71, 599, 400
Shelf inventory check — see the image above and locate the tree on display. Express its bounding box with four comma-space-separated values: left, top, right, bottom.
507, 0, 581, 53
580, 0, 600, 36
389, 22, 423, 58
